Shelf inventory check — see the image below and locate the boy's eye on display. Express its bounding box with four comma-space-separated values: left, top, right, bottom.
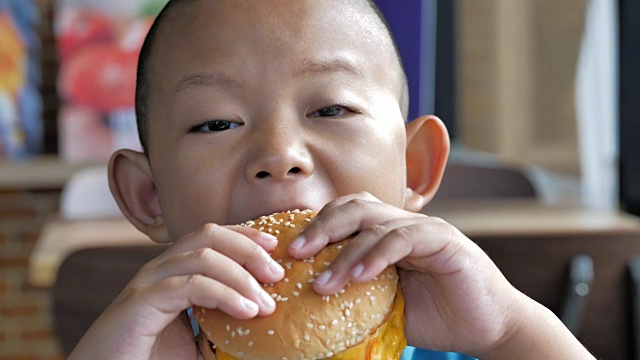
190, 120, 240, 133
310, 105, 353, 118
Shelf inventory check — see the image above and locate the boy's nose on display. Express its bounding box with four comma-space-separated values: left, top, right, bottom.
245, 145, 314, 183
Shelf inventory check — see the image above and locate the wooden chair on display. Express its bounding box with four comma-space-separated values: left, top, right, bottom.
432, 161, 537, 203
52, 245, 165, 355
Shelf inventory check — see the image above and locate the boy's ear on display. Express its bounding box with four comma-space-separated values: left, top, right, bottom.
404, 115, 450, 212
108, 149, 171, 243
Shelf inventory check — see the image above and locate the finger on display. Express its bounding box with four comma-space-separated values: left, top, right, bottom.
151, 224, 285, 284
138, 247, 277, 316
317, 191, 382, 213
289, 198, 420, 259
353, 217, 467, 281
312, 218, 422, 295
167, 224, 279, 260
122, 275, 266, 338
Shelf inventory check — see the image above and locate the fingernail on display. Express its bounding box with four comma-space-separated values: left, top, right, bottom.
314, 270, 332, 285
242, 298, 259, 313
268, 260, 285, 276
261, 233, 278, 243
258, 290, 276, 308
350, 263, 365, 279
289, 235, 306, 250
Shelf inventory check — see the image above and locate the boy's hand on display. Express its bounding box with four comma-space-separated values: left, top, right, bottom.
69, 224, 284, 359
287, 192, 542, 357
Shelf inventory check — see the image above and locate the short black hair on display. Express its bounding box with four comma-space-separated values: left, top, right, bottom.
135, 0, 408, 155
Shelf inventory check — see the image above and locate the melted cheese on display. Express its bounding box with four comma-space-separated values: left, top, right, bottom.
215, 289, 406, 360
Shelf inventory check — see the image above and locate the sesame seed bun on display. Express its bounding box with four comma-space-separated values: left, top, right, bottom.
193, 209, 405, 360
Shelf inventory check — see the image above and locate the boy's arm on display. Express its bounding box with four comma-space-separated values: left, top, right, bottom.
478, 294, 594, 359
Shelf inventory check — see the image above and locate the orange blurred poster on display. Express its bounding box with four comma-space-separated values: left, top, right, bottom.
56, 0, 167, 162
0, 1, 42, 159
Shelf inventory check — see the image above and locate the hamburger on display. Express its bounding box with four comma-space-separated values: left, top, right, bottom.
194, 209, 406, 360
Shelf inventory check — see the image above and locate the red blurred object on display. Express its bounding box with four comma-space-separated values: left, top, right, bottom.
60, 44, 138, 112
59, 105, 113, 161
58, 9, 114, 61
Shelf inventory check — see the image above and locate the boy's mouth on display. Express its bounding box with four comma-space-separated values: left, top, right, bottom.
229, 183, 337, 225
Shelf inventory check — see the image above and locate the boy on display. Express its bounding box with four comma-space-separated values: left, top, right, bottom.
70, 1, 595, 359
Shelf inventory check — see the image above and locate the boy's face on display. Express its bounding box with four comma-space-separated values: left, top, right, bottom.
146, 0, 409, 240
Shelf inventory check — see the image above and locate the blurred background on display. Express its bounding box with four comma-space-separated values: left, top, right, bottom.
0, 0, 638, 359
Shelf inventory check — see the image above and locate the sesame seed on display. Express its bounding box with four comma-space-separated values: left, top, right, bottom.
284, 278, 290, 282
268, 330, 275, 335
225, 340, 230, 345
307, 323, 313, 329
293, 291, 299, 296
231, 331, 236, 338
318, 325, 326, 330
296, 283, 303, 289
248, 341, 254, 347
226, 324, 230, 332
304, 333, 310, 341
331, 319, 338, 325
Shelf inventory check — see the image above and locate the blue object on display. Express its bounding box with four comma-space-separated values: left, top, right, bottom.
374, 0, 437, 120
403, 346, 477, 360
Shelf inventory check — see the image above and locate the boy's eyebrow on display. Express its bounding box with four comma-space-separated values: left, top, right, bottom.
295, 57, 364, 78
174, 71, 238, 93
174, 57, 363, 94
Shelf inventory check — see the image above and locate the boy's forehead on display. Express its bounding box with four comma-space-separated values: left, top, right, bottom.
152, 0, 401, 95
